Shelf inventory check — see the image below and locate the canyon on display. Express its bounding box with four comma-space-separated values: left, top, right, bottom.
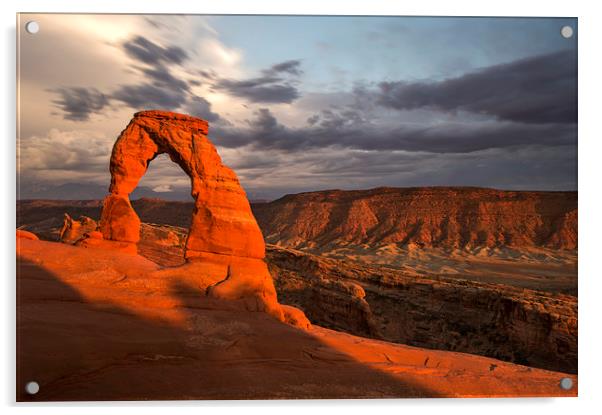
267, 245, 576, 374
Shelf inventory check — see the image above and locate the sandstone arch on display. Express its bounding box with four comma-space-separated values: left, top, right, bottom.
93, 110, 309, 328
99, 110, 264, 260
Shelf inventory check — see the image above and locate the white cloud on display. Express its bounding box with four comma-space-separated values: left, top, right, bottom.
18, 129, 110, 169
152, 184, 173, 192
18, 129, 113, 182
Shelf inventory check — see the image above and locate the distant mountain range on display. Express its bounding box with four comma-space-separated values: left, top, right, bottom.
17, 182, 194, 201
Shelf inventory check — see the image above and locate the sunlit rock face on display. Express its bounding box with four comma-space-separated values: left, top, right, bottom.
252, 187, 578, 251
59, 214, 98, 244
84, 110, 308, 328
100, 110, 265, 259
16, 229, 38, 241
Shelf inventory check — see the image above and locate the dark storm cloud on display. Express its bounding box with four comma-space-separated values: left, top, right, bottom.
183, 96, 221, 122
214, 77, 300, 104
311, 108, 369, 130
198, 69, 217, 80
51, 87, 110, 121
264, 60, 303, 76
50, 35, 227, 120
213, 107, 575, 154
212, 60, 303, 104
51, 46, 300, 120
305, 144, 578, 190
307, 114, 320, 125
122, 35, 188, 65
377, 50, 577, 124
111, 83, 188, 109
231, 141, 576, 200
140, 64, 190, 92
115, 36, 192, 111
47, 35, 189, 115
381, 122, 575, 153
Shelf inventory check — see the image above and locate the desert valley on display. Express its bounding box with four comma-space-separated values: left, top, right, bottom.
16, 111, 577, 400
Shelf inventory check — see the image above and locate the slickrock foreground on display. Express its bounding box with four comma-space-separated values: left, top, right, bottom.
17, 238, 576, 400
16, 229, 38, 240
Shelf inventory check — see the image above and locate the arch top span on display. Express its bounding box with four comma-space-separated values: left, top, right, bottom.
134, 110, 209, 134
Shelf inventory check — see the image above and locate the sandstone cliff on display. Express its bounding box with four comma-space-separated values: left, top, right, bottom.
252, 187, 577, 251
18, 186, 578, 252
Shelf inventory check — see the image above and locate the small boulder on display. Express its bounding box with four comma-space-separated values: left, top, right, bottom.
60, 214, 99, 244
16, 229, 39, 240
282, 305, 312, 330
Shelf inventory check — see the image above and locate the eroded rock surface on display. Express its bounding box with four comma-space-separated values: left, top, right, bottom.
252, 187, 578, 250
16, 229, 38, 240
101, 110, 264, 259
17, 198, 577, 372
59, 214, 98, 244
16, 182, 578, 373
77, 111, 306, 327
268, 245, 577, 374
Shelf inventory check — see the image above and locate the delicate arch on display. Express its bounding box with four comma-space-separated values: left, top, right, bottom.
99, 110, 265, 260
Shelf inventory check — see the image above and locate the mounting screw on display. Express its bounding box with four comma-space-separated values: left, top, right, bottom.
25, 381, 40, 395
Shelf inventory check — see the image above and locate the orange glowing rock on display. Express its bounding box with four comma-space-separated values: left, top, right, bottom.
281, 304, 311, 330
75, 236, 138, 255
86, 230, 104, 239
89, 110, 306, 327
59, 214, 98, 244
101, 110, 264, 259
99, 194, 141, 245
16, 229, 38, 240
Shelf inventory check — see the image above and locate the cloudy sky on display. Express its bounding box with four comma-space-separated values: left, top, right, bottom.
17, 14, 577, 200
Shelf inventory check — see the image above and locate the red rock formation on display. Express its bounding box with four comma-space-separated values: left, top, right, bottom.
139, 223, 182, 246
99, 195, 141, 245
101, 110, 264, 259
83, 110, 306, 326
59, 214, 98, 244
16, 229, 38, 240
269, 246, 380, 338
16, 200, 104, 241
252, 187, 577, 250
19, 186, 577, 253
